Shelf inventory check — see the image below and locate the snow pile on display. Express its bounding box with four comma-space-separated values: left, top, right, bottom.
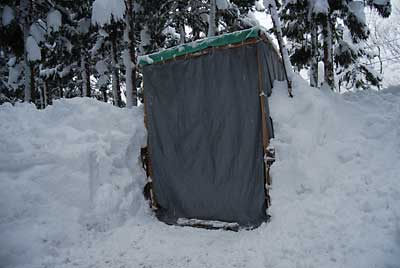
268, 77, 400, 267
0, 98, 146, 268
1, 78, 400, 268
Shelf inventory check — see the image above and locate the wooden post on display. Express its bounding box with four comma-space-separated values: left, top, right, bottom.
256, 45, 272, 208
266, 0, 294, 97
142, 90, 158, 210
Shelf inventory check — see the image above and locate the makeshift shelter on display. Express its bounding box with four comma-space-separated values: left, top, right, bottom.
139, 27, 287, 228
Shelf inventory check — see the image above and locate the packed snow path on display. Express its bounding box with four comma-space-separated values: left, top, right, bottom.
1, 79, 400, 268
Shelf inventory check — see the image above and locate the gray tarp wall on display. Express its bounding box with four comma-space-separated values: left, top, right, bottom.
143, 42, 285, 227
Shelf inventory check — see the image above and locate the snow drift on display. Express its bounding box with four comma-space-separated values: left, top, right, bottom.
0, 98, 147, 268
1, 78, 400, 268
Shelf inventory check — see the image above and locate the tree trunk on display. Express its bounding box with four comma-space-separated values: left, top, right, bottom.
124, 0, 137, 108
85, 59, 91, 97
23, 61, 31, 102
111, 34, 122, 107
375, 33, 383, 79
45, 80, 52, 105
39, 86, 44, 109
310, 23, 319, 87
59, 79, 63, 98
179, 22, 186, 44
323, 15, 335, 90
208, 0, 216, 37
102, 86, 108, 103
43, 80, 48, 107
30, 64, 36, 104
265, 0, 293, 97
21, 0, 32, 102
81, 55, 91, 97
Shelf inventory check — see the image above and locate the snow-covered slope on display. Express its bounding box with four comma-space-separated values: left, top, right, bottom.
1, 79, 400, 268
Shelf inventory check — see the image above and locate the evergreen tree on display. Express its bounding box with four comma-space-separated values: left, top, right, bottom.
281, 0, 392, 91
91, 0, 125, 107
281, 0, 313, 72
334, 0, 391, 90
0, 2, 24, 103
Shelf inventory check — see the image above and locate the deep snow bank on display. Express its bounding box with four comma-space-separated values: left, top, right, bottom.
0, 98, 147, 268
1, 79, 400, 268
269, 78, 400, 268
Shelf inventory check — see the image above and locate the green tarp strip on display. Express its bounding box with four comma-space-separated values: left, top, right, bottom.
138, 27, 261, 66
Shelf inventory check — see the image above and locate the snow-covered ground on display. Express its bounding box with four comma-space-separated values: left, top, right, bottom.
1, 78, 400, 268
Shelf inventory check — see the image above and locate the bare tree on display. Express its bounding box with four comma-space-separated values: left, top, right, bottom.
367, 4, 400, 67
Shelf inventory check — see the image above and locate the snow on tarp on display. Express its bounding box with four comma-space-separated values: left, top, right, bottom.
138, 26, 266, 66
91, 0, 125, 26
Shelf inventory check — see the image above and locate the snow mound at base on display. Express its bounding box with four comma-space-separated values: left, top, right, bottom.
0, 98, 147, 268
269, 77, 400, 267
1, 78, 400, 268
